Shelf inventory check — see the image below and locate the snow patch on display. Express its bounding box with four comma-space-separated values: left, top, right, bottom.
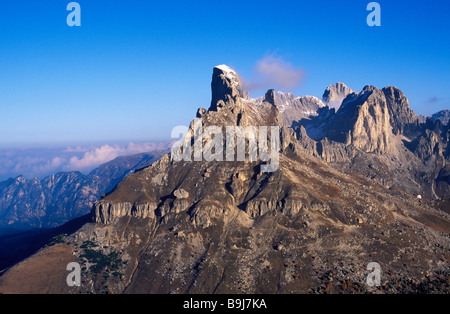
215, 64, 236, 77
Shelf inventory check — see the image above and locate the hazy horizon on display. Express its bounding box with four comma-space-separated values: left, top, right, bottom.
0, 140, 173, 181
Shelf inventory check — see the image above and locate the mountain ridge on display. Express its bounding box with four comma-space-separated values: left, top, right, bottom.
0, 65, 448, 294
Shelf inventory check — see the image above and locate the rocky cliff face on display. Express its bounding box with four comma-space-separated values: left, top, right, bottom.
1, 66, 449, 295
322, 86, 393, 154
382, 86, 420, 136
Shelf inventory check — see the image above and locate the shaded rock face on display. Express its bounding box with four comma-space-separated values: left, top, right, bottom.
382, 86, 419, 136
264, 89, 276, 107
436, 162, 450, 196
1, 65, 449, 295
410, 129, 444, 160
271, 92, 326, 128
322, 82, 354, 110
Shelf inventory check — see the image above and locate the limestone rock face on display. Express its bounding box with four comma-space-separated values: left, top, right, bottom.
350, 89, 393, 153
322, 82, 354, 110
436, 162, 450, 196
93, 202, 157, 224
324, 87, 393, 154
412, 129, 444, 160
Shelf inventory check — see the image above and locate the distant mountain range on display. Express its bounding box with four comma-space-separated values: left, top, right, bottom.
418, 110, 450, 126
0, 66, 448, 294
0, 150, 168, 230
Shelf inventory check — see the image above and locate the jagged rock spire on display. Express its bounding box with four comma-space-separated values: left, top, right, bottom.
209, 65, 248, 111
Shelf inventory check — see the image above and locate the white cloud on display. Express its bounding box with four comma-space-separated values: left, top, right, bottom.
242, 54, 305, 92
66, 145, 122, 171
0, 141, 172, 181
51, 156, 65, 168
63, 142, 171, 172
2, 154, 68, 179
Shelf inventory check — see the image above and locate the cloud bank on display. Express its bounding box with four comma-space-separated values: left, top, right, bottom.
0, 142, 172, 181
64, 142, 170, 172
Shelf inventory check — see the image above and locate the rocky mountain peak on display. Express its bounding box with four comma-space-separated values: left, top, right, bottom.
322, 82, 353, 110
259, 91, 327, 128
209, 65, 248, 111
264, 89, 276, 107
362, 85, 377, 92
324, 86, 393, 154
431, 110, 450, 126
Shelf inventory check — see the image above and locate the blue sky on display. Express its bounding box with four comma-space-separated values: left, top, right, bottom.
0, 0, 449, 148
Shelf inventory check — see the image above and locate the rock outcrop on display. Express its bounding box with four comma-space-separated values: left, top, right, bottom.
93, 202, 158, 224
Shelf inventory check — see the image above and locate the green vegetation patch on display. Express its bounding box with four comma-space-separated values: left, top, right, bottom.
46, 233, 67, 247
80, 240, 98, 249
79, 243, 124, 277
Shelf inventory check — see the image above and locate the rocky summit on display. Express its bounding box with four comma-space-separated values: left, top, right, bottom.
0, 65, 448, 294
322, 82, 353, 110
